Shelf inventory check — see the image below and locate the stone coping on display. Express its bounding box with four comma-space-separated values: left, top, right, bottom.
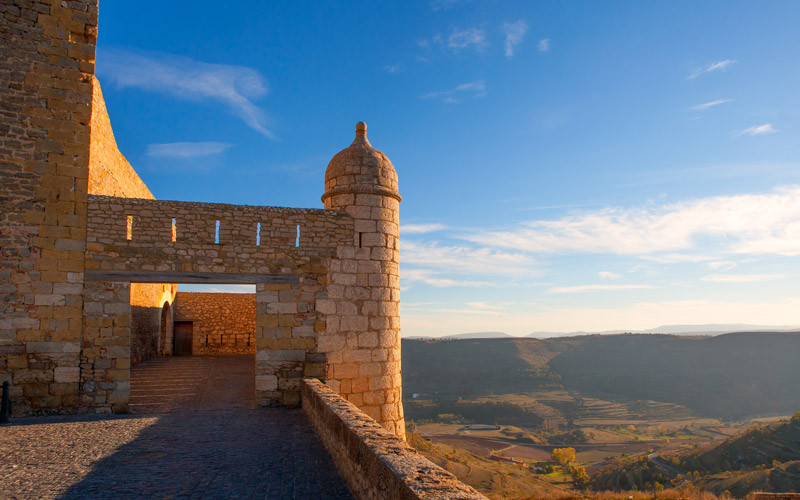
301, 378, 487, 500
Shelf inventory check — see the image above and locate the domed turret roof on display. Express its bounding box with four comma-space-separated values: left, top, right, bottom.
322, 122, 400, 203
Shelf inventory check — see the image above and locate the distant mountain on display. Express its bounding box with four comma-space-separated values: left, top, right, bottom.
526, 323, 800, 338
407, 331, 512, 340
402, 332, 800, 419
443, 331, 512, 339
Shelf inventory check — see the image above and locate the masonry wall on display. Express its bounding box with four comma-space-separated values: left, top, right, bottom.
302, 379, 487, 500
87, 77, 175, 365
0, 0, 98, 416
173, 292, 256, 355
84, 196, 354, 407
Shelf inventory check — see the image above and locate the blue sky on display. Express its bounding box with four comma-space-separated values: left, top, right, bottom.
96, 1, 800, 336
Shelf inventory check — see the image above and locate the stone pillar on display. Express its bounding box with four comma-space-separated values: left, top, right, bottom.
320, 122, 405, 439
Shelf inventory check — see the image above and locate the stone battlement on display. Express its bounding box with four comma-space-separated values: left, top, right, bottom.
302, 378, 487, 500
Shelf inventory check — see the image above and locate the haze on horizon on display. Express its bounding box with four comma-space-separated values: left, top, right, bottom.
97, 1, 800, 337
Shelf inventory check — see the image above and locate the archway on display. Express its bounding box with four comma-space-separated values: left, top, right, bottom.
160, 301, 173, 356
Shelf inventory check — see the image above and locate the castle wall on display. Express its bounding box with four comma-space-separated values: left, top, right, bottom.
173, 292, 256, 355
0, 0, 98, 415
83, 195, 352, 407
87, 77, 174, 365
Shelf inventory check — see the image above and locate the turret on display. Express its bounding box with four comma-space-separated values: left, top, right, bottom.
320, 122, 404, 438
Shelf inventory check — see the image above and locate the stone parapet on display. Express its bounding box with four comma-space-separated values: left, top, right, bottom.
302, 378, 487, 500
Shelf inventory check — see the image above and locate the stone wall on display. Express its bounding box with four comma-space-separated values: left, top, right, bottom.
173, 292, 256, 355
88, 77, 152, 198
87, 77, 174, 366
302, 378, 487, 500
0, 0, 98, 416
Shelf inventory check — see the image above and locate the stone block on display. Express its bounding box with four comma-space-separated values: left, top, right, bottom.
54, 366, 80, 383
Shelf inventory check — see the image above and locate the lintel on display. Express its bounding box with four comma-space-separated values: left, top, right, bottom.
84, 270, 300, 284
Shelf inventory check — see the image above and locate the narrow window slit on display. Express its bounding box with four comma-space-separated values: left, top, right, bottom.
126, 215, 133, 241
295, 224, 300, 247
358, 232, 363, 248
215, 220, 220, 244
256, 222, 261, 246
171, 218, 177, 242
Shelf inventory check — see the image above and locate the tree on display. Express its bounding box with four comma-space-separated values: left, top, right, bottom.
571, 466, 590, 488
791, 411, 800, 424
551, 447, 576, 466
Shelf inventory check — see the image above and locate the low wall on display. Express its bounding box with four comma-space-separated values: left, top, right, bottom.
301, 378, 486, 500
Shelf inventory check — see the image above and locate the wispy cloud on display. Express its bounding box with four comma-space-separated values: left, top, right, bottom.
706, 260, 738, 271
502, 21, 528, 58
689, 98, 734, 111
402, 240, 537, 277
538, 38, 551, 53
145, 141, 232, 158
447, 27, 489, 53
384, 63, 402, 74
598, 271, 621, 280
702, 273, 785, 283
466, 302, 510, 311
401, 223, 447, 234
421, 80, 487, 103
464, 186, 800, 257
688, 59, 737, 79
736, 123, 777, 136
100, 49, 275, 138
549, 284, 656, 294
402, 269, 494, 288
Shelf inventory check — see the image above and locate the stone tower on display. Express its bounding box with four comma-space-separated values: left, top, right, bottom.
321, 122, 405, 438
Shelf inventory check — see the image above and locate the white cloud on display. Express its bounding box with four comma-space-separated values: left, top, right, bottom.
384, 63, 402, 74
688, 59, 737, 79
100, 49, 275, 138
401, 223, 446, 234
706, 260, 738, 271
421, 80, 487, 103
401, 240, 537, 277
465, 186, 800, 257
689, 98, 734, 111
447, 27, 489, 53
702, 273, 785, 283
736, 123, 777, 136
145, 141, 231, 158
538, 38, 551, 53
640, 254, 716, 264
598, 271, 621, 280
401, 269, 494, 288
548, 284, 655, 294
502, 20, 528, 58
466, 302, 510, 311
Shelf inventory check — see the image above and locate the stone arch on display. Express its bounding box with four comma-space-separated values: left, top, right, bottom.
160, 301, 173, 356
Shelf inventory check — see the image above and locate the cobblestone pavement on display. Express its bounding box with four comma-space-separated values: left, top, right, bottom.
0, 355, 353, 499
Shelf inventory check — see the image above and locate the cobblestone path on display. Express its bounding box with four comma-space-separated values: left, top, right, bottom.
0, 355, 353, 499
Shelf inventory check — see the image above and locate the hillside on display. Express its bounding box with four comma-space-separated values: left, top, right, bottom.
402, 332, 800, 419
548, 332, 800, 418
402, 337, 572, 396
592, 415, 800, 496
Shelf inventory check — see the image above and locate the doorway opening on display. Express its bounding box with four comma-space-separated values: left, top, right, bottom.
129, 284, 257, 412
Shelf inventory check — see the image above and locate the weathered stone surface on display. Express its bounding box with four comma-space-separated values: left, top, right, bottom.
302, 379, 486, 500
173, 292, 256, 354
